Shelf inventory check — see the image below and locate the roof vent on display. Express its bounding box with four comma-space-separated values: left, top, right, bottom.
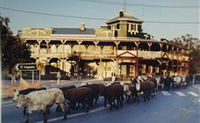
80, 22, 85, 31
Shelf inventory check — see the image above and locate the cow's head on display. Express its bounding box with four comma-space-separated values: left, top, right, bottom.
13, 89, 20, 102
16, 95, 30, 108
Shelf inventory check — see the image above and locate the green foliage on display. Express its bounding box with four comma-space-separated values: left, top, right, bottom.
1, 17, 31, 77
174, 34, 200, 74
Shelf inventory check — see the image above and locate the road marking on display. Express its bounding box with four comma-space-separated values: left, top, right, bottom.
198, 98, 200, 102
192, 86, 200, 90
2, 103, 16, 107
161, 91, 171, 96
2, 100, 13, 105
188, 92, 199, 97
35, 106, 106, 123
175, 91, 185, 96
180, 107, 199, 114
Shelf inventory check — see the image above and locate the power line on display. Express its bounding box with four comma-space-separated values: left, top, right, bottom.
0, 7, 107, 21
80, 0, 200, 8
144, 21, 200, 24
1, 7, 199, 24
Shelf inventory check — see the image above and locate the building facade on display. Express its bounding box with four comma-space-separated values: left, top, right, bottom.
20, 10, 189, 80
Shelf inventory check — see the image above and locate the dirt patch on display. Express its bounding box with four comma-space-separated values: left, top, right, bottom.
1, 79, 41, 99
2, 83, 20, 98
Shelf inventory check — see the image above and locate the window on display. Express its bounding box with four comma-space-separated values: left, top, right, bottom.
116, 24, 120, 29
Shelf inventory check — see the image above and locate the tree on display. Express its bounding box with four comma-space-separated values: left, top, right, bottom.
1, 17, 31, 78
173, 34, 200, 74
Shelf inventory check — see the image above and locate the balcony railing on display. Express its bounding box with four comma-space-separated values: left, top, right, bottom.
31, 49, 189, 61
138, 51, 161, 59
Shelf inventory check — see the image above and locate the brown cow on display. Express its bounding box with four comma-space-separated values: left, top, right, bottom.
81, 84, 99, 105
63, 87, 93, 113
148, 78, 158, 95
137, 81, 151, 102
140, 80, 156, 101
60, 85, 76, 92
103, 83, 124, 111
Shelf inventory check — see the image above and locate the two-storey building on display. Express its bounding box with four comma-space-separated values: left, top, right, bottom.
20, 10, 189, 80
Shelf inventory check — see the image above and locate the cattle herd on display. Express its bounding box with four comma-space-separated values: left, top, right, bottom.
12, 75, 193, 123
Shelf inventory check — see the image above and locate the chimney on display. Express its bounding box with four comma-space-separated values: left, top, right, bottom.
119, 9, 124, 17
80, 22, 85, 31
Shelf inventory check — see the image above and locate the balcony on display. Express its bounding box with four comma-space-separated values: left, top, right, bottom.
168, 52, 189, 61
80, 51, 115, 60
138, 51, 161, 59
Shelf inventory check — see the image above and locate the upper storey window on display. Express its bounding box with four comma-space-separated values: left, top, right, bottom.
116, 24, 120, 29
128, 23, 139, 35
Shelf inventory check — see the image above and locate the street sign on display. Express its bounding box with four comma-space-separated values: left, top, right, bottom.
16, 63, 37, 71
36, 62, 44, 70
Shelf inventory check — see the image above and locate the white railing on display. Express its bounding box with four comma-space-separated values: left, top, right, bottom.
138, 51, 161, 59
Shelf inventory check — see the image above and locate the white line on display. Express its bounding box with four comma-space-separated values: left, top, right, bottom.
175, 91, 185, 96
188, 92, 199, 97
2, 103, 16, 107
180, 107, 199, 114
161, 91, 171, 96
2, 100, 13, 105
34, 106, 106, 123
192, 86, 200, 90
198, 98, 200, 102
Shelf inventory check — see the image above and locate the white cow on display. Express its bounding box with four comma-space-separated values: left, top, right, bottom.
15, 88, 67, 123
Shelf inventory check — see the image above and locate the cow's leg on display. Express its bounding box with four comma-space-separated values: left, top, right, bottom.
68, 104, 72, 113
109, 98, 113, 111
86, 98, 91, 112
119, 97, 123, 107
56, 105, 60, 112
81, 101, 86, 109
125, 95, 129, 102
59, 103, 67, 120
46, 106, 50, 114
147, 90, 150, 100
121, 94, 124, 103
71, 101, 77, 109
131, 93, 135, 102
143, 91, 146, 102
43, 111, 47, 123
135, 91, 139, 102
154, 87, 157, 95
115, 98, 119, 110
94, 96, 99, 104
23, 107, 27, 115
152, 88, 155, 97
24, 112, 30, 123
104, 97, 107, 107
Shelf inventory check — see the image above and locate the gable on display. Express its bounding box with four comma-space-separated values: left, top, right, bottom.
118, 51, 137, 57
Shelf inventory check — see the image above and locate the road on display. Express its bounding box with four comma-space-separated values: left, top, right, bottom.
2, 84, 200, 123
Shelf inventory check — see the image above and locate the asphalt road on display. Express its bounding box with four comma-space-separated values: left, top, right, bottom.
2, 84, 200, 123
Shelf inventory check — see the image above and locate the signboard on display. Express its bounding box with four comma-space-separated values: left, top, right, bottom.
36, 62, 44, 70
16, 63, 37, 71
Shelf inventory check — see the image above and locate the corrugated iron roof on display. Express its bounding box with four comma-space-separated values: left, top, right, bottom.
52, 28, 95, 35
106, 11, 143, 24
106, 16, 143, 24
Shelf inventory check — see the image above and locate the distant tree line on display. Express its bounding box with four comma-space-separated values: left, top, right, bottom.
172, 34, 200, 74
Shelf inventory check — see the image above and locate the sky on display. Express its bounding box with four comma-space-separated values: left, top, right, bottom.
1, 0, 199, 40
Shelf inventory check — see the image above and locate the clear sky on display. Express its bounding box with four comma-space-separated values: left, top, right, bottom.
1, 0, 199, 40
